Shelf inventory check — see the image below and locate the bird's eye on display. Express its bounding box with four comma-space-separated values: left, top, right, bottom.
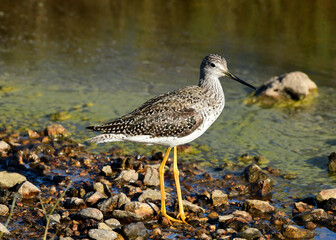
210, 63, 216, 67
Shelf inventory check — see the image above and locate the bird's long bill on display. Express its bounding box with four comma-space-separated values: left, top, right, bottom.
226, 71, 256, 90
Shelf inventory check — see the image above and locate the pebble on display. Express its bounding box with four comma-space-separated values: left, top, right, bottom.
0, 204, 9, 215
45, 124, 68, 139
64, 197, 86, 209
93, 182, 107, 194
143, 166, 160, 186
232, 210, 252, 222
0, 222, 10, 235
77, 207, 103, 221
211, 189, 229, 206
281, 224, 315, 239
124, 201, 159, 218
293, 208, 329, 223
138, 188, 165, 202
244, 164, 272, 183
114, 169, 139, 182
105, 218, 121, 229
122, 222, 148, 240
111, 210, 143, 222
88, 229, 118, 240
84, 191, 107, 205
49, 214, 61, 227
237, 227, 264, 240
18, 181, 41, 199
0, 171, 27, 188
98, 193, 130, 212
316, 188, 336, 202
0, 141, 10, 153
98, 222, 113, 231
102, 165, 113, 177
182, 200, 205, 213
244, 199, 275, 214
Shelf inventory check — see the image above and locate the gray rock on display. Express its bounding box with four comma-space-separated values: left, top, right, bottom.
98, 192, 130, 212
232, 210, 252, 222
218, 214, 234, 223
0, 171, 26, 188
105, 218, 121, 229
88, 229, 118, 240
138, 188, 169, 202
143, 166, 160, 186
282, 224, 315, 239
102, 165, 113, 177
244, 199, 275, 214
77, 207, 103, 221
254, 71, 317, 100
111, 210, 143, 222
0, 223, 10, 235
98, 222, 112, 231
211, 189, 229, 206
0, 141, 10, 153
237, 227, 264, 240
0, 204, 9, 216
114, 169, 138, 182
18, 181, 41, 199
64, 197, 86, 209
84, 191, 107, 206
122, 222, 148, 240
316, 188, 336, 202
182, 200, 205, 213
124, 201, 159, 218
49, 214, 61, 227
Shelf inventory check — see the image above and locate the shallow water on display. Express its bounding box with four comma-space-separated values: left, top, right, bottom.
1, 0, 336, 201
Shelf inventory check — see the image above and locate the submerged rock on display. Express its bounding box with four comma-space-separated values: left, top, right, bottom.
249, 71, 317, 106
328, 152, 336, 173
122, 222, 148, 240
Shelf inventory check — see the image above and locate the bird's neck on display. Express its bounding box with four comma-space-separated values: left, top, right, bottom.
198, 73, 224, 99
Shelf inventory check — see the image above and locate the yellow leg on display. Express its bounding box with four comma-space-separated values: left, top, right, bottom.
159, 147, 182, 224
173, 146, 188, 224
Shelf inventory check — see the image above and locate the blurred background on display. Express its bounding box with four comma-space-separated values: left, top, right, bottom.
0, 0, 336, 198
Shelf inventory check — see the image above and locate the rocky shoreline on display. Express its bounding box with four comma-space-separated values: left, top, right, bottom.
0, 125, 336, 239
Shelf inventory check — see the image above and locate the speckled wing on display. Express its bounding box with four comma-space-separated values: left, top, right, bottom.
87, 86, 204, 138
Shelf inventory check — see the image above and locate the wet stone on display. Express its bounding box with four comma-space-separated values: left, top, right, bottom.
293, 201, 313, 214
114, 169, 139, 182
244, 199, 275, 214
105, 218, 121, 229
182, 200, 205, 213
98, 222, 113, 231
281, 225, 315, 239
271, 211, 291, 226
244, 164, 272, 184
237, 227, 264, 240
77, 207, 103, 221
124, 201, 159, 219
232, 210, 252, 222
211, 189, 229, 206
143, 166, 160, 186
111, 210, 143, 222
0, 204, 9, 215
122, 222, 148, 240
0, 171, 27, 188
49, 214, 61, 227
102, 165, 113, 177
88, 229, 118, 240
64, 197, 86, 209
93, 182, 107, 194
0, 141, 10, 153
0, 222, 10, 235
98, 193, 130, 212
84, 191, 107, 206
45, 124, 68, 139
293, 208, 329, 223
18, 181, 41, 199
328, 152, 336, 172
138, 188, 167, 202
316, 188, 336, 202
320, 198, 336, 211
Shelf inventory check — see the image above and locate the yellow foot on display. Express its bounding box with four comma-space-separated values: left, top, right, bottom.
161, 212, 183, 225
176, 212, 189, 225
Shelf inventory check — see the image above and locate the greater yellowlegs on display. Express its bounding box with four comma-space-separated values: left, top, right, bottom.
86, 54, 256, 224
